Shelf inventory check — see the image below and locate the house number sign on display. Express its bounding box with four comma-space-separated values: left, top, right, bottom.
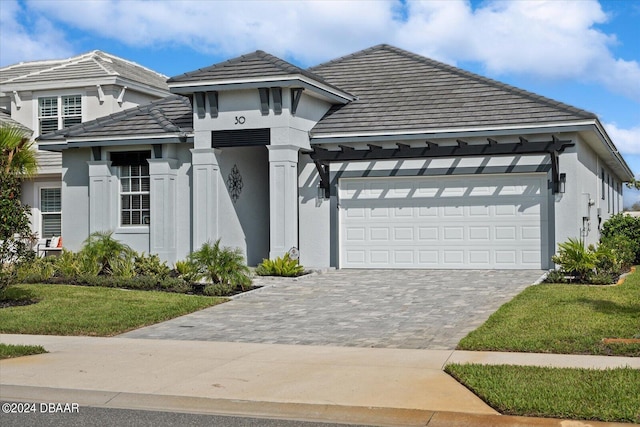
234, 116, 245, 125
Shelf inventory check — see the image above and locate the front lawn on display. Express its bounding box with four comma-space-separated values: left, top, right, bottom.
0, 284, 225, 336
0, 343, 47, 359
457, 267, 640, 356
446, 364, 640, 423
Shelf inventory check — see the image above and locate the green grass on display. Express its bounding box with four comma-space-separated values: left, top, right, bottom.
0, 343, 47, 359
457, 268, 640, 356
0, 284, 225, 336
446, 364, 640, 423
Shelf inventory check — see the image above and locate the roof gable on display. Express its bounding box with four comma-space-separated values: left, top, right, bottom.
1, 51, 169, 92
167, 50, 353, 102
308, 44, 596, 137
170, 50, 318, 83
38, 94, 192, 143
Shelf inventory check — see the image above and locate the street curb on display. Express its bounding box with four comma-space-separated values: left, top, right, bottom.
0, 385, 630, 427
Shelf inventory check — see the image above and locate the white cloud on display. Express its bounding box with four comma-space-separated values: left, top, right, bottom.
396, 0, 640, 100
5, 0, 640, 101
604, 123, 640, 155
0, 0, 73, 66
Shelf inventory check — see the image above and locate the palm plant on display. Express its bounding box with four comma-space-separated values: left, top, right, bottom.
189, 240, 251, 290
79, 231, 136, 276
0, 124, 38, 291
0, 123, 38, 178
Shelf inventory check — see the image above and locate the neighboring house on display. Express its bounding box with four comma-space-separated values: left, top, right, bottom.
39, 45, 633, 270
0, 51, 171, 242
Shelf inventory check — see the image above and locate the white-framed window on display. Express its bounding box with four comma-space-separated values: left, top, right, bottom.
40, 187, 61, 238
112, 151, 151, 226
38, 95, 82, 135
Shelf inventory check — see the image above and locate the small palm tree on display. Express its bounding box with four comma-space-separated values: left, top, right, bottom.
189, 240, 252, 290
0, 123, 38, 291
0, 123, 38, 178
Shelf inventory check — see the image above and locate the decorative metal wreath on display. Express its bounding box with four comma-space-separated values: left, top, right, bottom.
227, 164, 243, 203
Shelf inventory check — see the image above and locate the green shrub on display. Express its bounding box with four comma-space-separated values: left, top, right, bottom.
16, 256, 56, 283
135, 253, 170, 278
256, 253, 305, 277
203, 283, 235, 296
79, 231, 135, 276
588, 271, 617, 286
54, 249, 82, 278
599, 234, 635, 272
189, 240, 252, 290
109, 255, 137, 278
600, 214, 640, 263
174, 260, 199, 283
552, 238, 597, 282
544, 269, 568, 284
46, 274, 190, 293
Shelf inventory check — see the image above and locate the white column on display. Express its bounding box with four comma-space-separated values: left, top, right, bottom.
148, 158, 178, 263
268, 145, 299, 259
87, 161, 113, 233
191, 148, 221, 250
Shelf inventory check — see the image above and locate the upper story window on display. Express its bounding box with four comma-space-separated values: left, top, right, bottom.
38, 95, 82, 135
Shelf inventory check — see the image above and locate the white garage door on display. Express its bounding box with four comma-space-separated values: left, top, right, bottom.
339, 174, 548, 269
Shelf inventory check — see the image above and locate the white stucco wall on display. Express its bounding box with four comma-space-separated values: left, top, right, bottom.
61, 148, 90, 251
215, 146, 270, 266
298, 154, 331, 268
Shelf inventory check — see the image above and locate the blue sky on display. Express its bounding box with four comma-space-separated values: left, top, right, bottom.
2, 0, 639, 206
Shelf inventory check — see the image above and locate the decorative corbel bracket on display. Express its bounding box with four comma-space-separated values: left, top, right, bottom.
117, 86, 127, 106
96, 85, 105, 104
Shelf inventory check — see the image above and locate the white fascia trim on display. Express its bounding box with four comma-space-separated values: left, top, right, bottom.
1, 77, 120, 92
38, 133, 192, 148
113, 77, 171, 98
591, 120, 634, 180
65, 133, 193, 144
2, 77, 170, 98
169, 75, 355, 102
311, 120, 599, 140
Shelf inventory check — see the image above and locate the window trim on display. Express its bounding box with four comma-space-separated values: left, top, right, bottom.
112, 151, 152, 228
36, 93, 83, 137
36, 184, 62, 239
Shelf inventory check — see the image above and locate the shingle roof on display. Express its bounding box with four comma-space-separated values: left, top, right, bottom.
0, 110, 33, 134
168, 50, 348, 96
0, 51, 169, 92
0, 110, 60, 172
38, 95, 192, 141
308, 44, 596, 136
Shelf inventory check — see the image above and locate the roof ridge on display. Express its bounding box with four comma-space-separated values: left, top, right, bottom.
381, 44, 596, 119
168, 50, 263, 82
0, 50, 98, 70
308, 44, 390, 71
90, 54, 118, 76
149, 106, 181, 133
99, 51, 169, 80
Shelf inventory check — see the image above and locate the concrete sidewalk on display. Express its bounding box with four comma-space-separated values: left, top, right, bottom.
1, 335, 637, 426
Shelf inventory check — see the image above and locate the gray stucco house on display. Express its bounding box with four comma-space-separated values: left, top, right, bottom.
0, 51, 171, 243
39, 45, 634, 270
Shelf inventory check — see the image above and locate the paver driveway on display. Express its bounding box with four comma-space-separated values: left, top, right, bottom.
122, 269, 543, 349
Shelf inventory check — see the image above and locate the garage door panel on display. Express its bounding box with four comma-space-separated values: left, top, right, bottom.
339, 174, 547, 269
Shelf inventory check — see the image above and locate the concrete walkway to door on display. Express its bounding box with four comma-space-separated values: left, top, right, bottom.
122, 269, 544, 349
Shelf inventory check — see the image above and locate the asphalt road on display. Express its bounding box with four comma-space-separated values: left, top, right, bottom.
0, 403, 374, 427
